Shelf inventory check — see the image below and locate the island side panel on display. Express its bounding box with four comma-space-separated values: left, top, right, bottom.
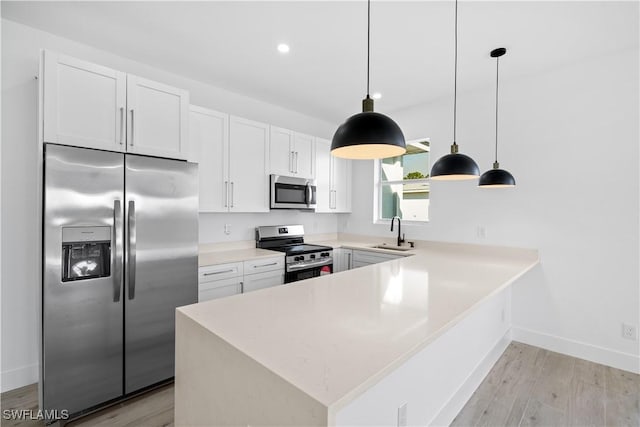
175, 310, 329, 426
332, 288, 511, 426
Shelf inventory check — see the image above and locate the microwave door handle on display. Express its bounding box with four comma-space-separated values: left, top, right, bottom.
113, 200, 123, 302
305, 184, 311, 206
127, 200, 136, 300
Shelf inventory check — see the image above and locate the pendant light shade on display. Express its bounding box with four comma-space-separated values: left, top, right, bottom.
430, 0, 479, 180
331, 0, 406, 159
479, 47, 516, 188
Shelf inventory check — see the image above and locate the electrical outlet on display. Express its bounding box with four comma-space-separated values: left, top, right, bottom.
622, 323, 638, 341
224, 224, 231, 235
476, 226, 486, 239
397, 403, 407, 427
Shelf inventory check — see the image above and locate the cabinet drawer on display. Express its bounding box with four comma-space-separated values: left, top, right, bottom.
199, 277, 243, 302
244, 256, 284, 275
199, 262, 243, 283
352, 250, 403, 264
243, 269, 284, 293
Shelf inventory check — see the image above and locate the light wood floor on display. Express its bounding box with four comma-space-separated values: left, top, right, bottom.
451, 342, 640, 427
1, 342, 638, 426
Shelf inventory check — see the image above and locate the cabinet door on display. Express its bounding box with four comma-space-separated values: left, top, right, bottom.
243, 270, 284, 293
228, 116, 270, 212
293, 133, 315, 179
199, 277, 243, 302
332, 156, 352, 213
314, 138, 332, 213
126, 75, 189, 160
190, 106, 229, 212
270, 126, 294, 176
43, 51, 126, 151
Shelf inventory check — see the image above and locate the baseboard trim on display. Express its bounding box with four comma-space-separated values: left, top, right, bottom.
428, 332, 512, 426
1, 364, 39, 393
512, 326, 640, 374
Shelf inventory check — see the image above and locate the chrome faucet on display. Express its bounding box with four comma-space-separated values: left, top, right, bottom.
390, 216, 405, 247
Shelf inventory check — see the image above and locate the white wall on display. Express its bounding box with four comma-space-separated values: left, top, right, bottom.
342, 46, 640, 371
0, 18, 340, 391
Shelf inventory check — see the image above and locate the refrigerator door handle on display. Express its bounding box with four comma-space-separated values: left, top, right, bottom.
113, 200, 123, 302
127, 200, 137, 300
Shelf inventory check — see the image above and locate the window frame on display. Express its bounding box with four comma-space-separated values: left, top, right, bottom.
374, 138, 431, 224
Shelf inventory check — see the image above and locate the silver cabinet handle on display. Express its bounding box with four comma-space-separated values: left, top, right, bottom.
119, 107, 125, 145
130, 109, 134, 146
330, 190, 336, 209
347, 252, 352, 269
230, 182, 234, 208
254, 262, 278, 268
127, 200, 136, 300
290, 151, 294, 173
224, 181, 228, 208
113, 200, 123, 302
203, 269, 234, 276
295, 151, 299, 173
240, 281, 244, 294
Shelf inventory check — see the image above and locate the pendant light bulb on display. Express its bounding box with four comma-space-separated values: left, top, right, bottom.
430, 0, 480, 181
331, 0, 406, 160
479, 47, 516, 188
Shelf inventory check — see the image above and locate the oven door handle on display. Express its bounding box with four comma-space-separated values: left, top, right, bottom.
288, 258, 333, 271
305, 183, 312, 206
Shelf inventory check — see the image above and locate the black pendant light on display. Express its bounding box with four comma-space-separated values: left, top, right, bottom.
479, 48, 516, 188
430, 0, 479, 180
331, 0, 406, 159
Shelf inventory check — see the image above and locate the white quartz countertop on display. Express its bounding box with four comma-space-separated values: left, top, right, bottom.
198, 247, 282, 267
180, 238, 539, 413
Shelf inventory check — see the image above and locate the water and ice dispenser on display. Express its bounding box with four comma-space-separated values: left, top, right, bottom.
61, 226, 111, 282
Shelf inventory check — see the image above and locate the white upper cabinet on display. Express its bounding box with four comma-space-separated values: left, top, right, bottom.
315, 139, 332, 213
269, 126, 315, 179
315, 138, 352, 213
228, 116, 270, 212
43, 51, 126, 152
270, 126, 295, 176
42, 50, 189, 160
189, 106, 229, 212
332, 155, 352, 212
126, 75, 189, 160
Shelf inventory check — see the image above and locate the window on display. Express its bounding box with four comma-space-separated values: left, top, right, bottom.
377, 139, 430, 222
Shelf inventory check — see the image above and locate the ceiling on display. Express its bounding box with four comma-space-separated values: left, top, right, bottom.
2, 1, 637, 124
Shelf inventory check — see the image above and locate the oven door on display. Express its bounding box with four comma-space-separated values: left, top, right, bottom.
285, 261, 332, 283
270, 175, 316, 210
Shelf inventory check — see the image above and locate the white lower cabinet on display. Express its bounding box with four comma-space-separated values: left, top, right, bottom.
198, 256, 284, 301
333, 248, 353, 273
243, 256, 285, 293
199, 277, 243, 302
198, 262, 244, 302
351, 249, 405, 268
243, 269, 285, 293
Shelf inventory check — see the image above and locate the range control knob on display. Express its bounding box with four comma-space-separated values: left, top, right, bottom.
321, 252, 329, 257
295, 256, 303, 261
310, 254, 316, 259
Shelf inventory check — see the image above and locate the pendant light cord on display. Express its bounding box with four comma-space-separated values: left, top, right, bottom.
366, 0, 371, 97
453, 0, 458, 144
495, 56, 499, 163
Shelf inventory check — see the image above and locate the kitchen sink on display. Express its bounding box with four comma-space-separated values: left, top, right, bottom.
370, 244, 413, 252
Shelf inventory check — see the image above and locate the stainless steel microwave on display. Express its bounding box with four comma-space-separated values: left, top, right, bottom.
270, 175, 316, 210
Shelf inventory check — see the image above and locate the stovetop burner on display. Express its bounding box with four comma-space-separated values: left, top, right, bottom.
270, 243, 333, 256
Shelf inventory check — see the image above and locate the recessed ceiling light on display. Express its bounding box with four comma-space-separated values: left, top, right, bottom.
372, 92, 382, 100
277, 43, 290, 54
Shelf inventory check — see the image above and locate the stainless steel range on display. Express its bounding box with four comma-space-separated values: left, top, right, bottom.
256, 225, 333, 283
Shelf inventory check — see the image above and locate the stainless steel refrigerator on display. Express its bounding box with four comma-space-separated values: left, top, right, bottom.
41, 143, 198, 420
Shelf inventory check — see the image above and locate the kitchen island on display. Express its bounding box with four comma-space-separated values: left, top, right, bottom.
175, 239, 539, 426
